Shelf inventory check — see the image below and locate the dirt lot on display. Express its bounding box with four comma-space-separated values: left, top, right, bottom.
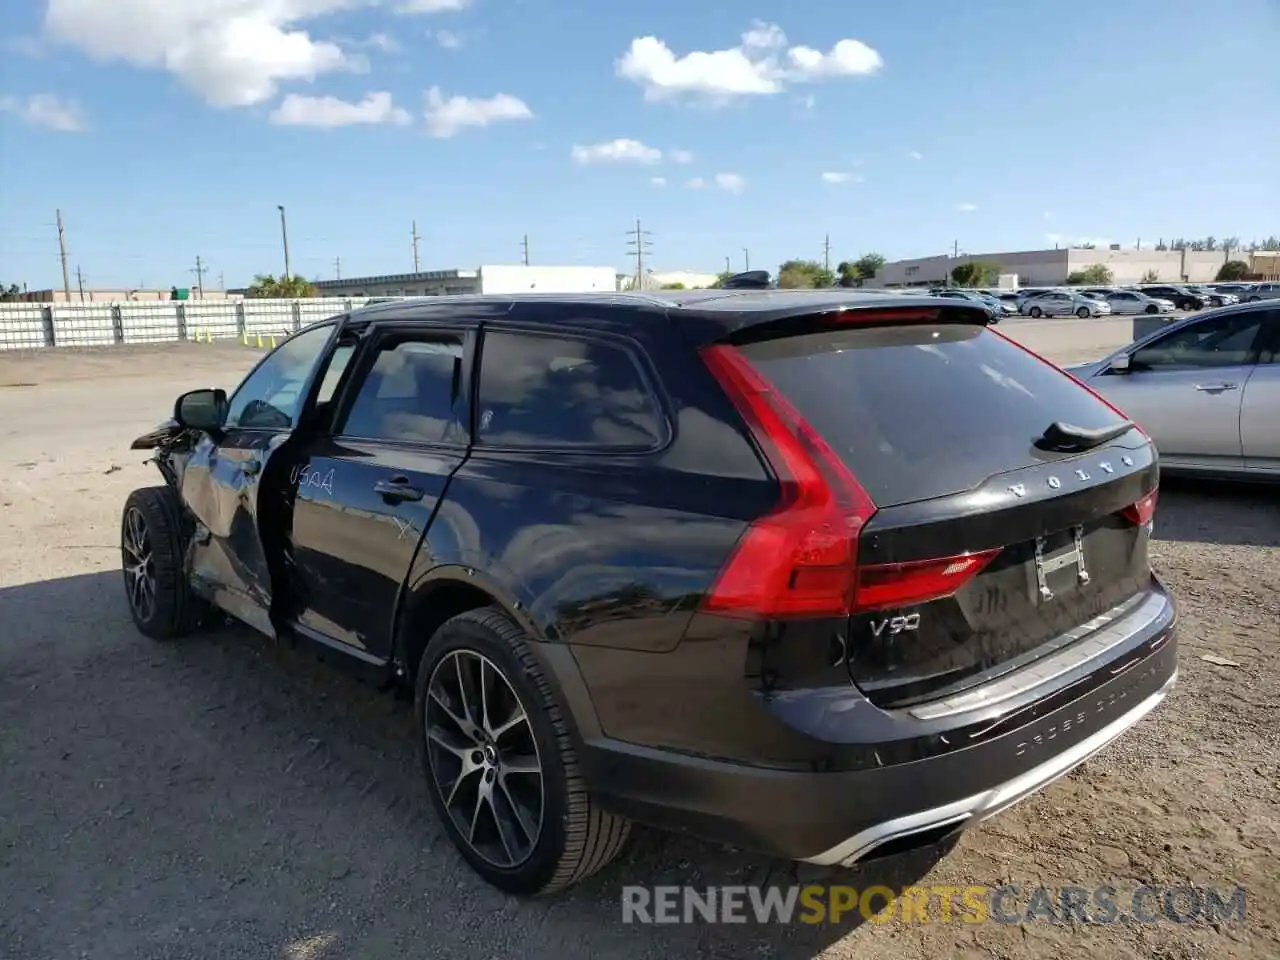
1, 338, 1276, 960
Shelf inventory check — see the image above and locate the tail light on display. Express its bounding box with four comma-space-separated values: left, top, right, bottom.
698, 344, 998, 620
1122, 488, 1159, 526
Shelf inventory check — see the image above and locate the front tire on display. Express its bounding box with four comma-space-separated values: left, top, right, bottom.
121, 486, 208, 640
1076, 306, 1090, 318
1145, 304, 1158, 314
1030, 306, 1043, 318
415, 607, 631, 895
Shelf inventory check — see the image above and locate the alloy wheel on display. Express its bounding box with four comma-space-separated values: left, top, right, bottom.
425, 649, 544, 869
122, 507, 157, 623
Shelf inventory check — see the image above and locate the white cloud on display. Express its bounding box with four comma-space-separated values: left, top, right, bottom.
957, 202, 977, 212
616, 20, 882, 103
908, 150, 923, 160
650, 176, 667, 187
821, 171, 862, 184
571, 138, 662, 165
363, 32, 400, 53
270, 91, 410, 127
668, 147, 694, 164
423, 86, 533, 137
44, 0, 360, 109
685, 177, 705, 189
396, 0, 470, 12
715, 172, 746, 194
432, 29, 462, 48
0, 93, 85, 131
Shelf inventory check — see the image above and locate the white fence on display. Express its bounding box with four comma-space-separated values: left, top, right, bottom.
0, 298, 377, 350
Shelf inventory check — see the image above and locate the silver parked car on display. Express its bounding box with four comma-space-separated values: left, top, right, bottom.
1019, 290, 1111, 318
1102, 290, 1177, 315
1244, 281, 1280, 302
1067, 302, 1279, 480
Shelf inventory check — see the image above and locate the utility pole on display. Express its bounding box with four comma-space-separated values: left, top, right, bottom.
56, 208, 71, 302
190, 255, 208, 298
742, 248, 750, 271
953, 239, 959, 258
217, 272, 225, 290
521, 234, 530, 266
823, 234, 831, 273
277, 205, 291, 279
334, 256, 342, 280
725, 255, 731, 273
411, 220, 421, 273
625, 219, 653, 290
75, 265, 85, 302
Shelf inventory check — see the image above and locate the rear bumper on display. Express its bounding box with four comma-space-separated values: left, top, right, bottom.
578, 596, 1178, 863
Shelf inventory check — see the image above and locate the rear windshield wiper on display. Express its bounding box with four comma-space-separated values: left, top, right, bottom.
1036, 420, 1135, 452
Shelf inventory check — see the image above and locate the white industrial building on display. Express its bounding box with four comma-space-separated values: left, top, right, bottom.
871, 246, 1262, 288
311, 264, 618, 299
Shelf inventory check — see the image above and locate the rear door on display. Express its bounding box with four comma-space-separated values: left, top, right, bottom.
285, 323, 474, 659
735, 321, 1158, 706
1241, 309, 1280, 476
1093, 309, 1265, 470
180, 321, 340, 638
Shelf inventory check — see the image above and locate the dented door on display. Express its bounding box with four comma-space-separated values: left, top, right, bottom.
178, 321, 344, 638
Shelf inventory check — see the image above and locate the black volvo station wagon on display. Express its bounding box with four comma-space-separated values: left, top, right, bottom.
123, 289, 1177, 894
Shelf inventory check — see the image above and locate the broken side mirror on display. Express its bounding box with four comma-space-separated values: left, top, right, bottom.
174, 388, 228, 433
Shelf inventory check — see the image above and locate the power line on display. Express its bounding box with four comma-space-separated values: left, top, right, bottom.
521, 233, 530, 266
56, 209, 71, 301
190, 255, 208, 299
411, 220, 421, 273
626, 219, 653, 289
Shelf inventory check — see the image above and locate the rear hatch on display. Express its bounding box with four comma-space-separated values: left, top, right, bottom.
736, 322, 1157, 708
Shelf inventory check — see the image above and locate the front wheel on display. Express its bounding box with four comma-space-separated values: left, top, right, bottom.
1076, 306, 1091, 318
415, 607, 631, 895
1145, 304, 1158, 314
121, 486, 209, 640
1029, 306, 1043, 318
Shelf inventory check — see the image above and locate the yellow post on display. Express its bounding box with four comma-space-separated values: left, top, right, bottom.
254, 332, 262, 348
242, 330, 249, 346
269, 334, 278, 348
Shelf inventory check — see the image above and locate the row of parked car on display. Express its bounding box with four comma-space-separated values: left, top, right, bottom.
911, 281, 1279, 321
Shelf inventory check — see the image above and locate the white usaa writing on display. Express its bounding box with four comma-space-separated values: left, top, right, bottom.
291, 464, 335, 496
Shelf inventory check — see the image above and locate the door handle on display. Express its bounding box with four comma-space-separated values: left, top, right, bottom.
1194, 383, 1238, 392
374, 476, 424, 503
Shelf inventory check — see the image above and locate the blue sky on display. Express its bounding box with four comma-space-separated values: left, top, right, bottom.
1, 0, 1278, 291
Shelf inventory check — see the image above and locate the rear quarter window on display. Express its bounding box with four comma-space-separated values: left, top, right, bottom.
739, 324, 1128, 506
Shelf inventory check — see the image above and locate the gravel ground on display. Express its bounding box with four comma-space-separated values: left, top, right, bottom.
1, 338, 1276, 960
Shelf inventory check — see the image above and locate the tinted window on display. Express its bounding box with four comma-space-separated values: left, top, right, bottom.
225, 323, 333, 430
339, 335, 465, 443
1131, 311, 1264, 370
476, 330, 662, 448
738, 324, 1128, 506
1249, 310, 1280, 364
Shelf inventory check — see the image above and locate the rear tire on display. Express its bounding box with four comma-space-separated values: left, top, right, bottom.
415, 606, 631, 895
121, 486, 209, 640
1030, 306, 1043, 318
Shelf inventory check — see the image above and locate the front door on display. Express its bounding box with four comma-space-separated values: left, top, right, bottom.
180, 321, 340, 637
287, 324, 474, 660
1097, 310, 1265, 471
1241, 309, 1280, 475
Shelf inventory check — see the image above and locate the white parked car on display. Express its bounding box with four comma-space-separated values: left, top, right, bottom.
1102, 290, 1177, 315
1019, 290, 1112, 318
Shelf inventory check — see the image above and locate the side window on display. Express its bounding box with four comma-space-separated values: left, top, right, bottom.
225, 323, 334, 430
338, 334, 465, 444
1131, 312, 1264, 370
476, 330, 663, 449
1255, 310, 1280, 364
315, 343, 355, 405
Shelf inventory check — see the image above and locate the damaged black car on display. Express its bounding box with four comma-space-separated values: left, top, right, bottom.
122, 292, 1178, 895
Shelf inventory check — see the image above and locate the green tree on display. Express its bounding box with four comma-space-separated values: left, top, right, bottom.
248, 273, 318, 298
1215, 260, 1250, 282
709, 270, 734, 289
0, 283, 20, 302
1065, 264, 1114, 286
835, 252, 886, 287
660, 282, 687, 290
950, 260, 996, 287
777, 259, 835, 288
